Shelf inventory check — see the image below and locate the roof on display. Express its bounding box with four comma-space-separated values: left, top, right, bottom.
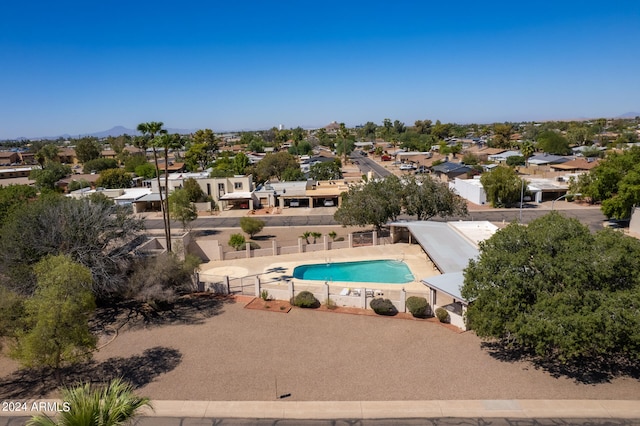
422, 272, 466, 302
114, 188, 152, 201
528, 154, 570, 165
136, 193, 163, 202
431, 161, 471, 174
219, 192, 253, 200
550, 158, 600, 171
390, 221, 482, 273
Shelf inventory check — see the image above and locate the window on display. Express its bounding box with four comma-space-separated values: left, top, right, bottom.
234, 182, 243, 190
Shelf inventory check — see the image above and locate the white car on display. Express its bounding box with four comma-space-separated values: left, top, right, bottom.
323, 200, 335, 207
399, 163, 416, 171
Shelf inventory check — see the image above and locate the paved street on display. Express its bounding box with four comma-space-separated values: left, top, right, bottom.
350, 151, 393, 178
145, 207, 608, 233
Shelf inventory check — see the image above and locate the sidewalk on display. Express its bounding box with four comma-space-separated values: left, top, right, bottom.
135, 399, 640, 419
4, 400, 638, 420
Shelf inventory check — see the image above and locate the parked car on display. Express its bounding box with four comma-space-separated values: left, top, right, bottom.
323, 199, 335, 207
399, 163, 416, 171
290, 199, 300, 207
381, 155, 392, 161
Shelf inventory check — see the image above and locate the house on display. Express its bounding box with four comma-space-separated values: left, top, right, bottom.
0, 151, 19, 165
147, 173, 257, 211
487, 150, 521, 163
431, 161, 472, 182
57, 148, 78, 164
527, 154, 571, 166
549, 158, 600, 172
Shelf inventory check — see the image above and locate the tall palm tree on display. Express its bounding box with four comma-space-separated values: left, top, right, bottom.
153, 133, 184, 251
27, 378, 151, 426
137, 122, 171, 251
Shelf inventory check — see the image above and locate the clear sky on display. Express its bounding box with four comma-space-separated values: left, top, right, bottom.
1, 0, 639, 139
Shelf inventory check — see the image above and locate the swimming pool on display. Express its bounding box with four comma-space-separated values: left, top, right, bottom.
292, 259, 414, 284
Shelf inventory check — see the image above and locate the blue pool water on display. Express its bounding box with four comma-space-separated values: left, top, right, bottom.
293, 260, 414, 284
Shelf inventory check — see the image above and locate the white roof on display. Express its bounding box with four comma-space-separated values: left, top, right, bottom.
114, 188, 152, 201
219, 192, 253, 200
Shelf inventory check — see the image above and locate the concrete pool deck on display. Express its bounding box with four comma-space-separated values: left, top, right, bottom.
199, 243, 439, 294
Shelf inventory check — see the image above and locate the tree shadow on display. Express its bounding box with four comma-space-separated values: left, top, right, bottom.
0, 346, 182, 399
193, 229, 220, 237
92, 293, 235, 333
481, 341, 640, 384
251, 234, 275, 241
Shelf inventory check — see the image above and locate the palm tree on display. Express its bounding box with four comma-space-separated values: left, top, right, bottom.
521, 141, 535, 168
153, 133, 184, 252
27, 378, 151, 426
137, 122, 170, 251
310, 232, 322, 244
300, 231, 311, 244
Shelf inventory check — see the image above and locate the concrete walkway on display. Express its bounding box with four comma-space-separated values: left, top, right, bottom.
4, 400, 638, 420
142, 400, 640, 419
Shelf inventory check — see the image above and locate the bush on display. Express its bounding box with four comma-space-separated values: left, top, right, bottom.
435, 307, 450, 323
406, 296, 430, 318
228, 233, 246, 251
291, 291, 320, 308
370, 298, 398, 316
240, 217, 265, 238
260, 289, 270, 301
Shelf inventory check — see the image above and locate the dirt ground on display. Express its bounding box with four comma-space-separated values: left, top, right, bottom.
1, 295, 639, 402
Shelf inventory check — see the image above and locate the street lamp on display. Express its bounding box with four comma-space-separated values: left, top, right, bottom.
552, 193, 582, 210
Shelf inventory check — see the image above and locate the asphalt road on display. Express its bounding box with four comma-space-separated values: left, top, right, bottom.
2, 416, 638, 425
146, 208, 608, 233
350, 151, 392, 178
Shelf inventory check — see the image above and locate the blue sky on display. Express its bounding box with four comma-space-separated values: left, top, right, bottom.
1, 1, 639, 139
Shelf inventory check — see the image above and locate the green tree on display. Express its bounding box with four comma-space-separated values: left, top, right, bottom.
309, 161, 342, 181
536, 130, 571, 155
0, 286, 24, 350
134, 163, 157, 178
334, 176, 403, 230
337, 123, 353, 164
182, 177, 207, 202
462, 212, 640, 364
490, 123, 513, 148
83, 158, 118, 174
74, 137, 102, 164
228, 233, 246, 251
239, 217, 265, 238
67, 179, 91, 192
402, 175, 468, 221
30, 162, 71, 191
27, 378, 151, 426
12, 255, 96, 380
480, 166, 525, 208
123, 154, 149, 172
520, 141, 535, 167
168, 189, 197, 231
571, 147, 640, 218
233, 152, 250, 175
255, 152, 299, 182
185, 130, 218, 171
0, 184, 37, 225
96, 169, 132, 189
281, 167, 306, 181
35, 143, 60, 167
506, 155, 525, 167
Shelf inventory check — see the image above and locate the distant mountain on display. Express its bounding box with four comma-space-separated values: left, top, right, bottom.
617, 112, 640, 119
82, 126, 195, 138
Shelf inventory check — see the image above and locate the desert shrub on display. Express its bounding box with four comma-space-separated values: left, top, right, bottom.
228, 233, 246, 250
370, 298, 398, 316
435, 307, 450, 323
240, 217, 265, 238
324, 297, 337, 310
291, 291, 320, 308
260, 289, 270, 301
406, 296, 430, 318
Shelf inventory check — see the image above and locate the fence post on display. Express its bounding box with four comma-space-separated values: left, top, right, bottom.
196, 271, 203, 292
288, 280, 294, 300
348, 233, 353, 248
373, 230, 378, 246
360, 288, 366, 309
255, 275, 261, 297
298, 237, 303, 253
218, 245, 224, 260
224, 276, 230, 295
246, 242, 251, 258
399, 287, 406, 313
323, 234, 329, 251
272, 239, 277, 256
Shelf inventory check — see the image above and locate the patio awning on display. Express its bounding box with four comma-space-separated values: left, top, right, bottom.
219, 192, 253, 200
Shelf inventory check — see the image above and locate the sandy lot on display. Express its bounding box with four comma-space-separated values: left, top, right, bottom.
2, 297, 638, 401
